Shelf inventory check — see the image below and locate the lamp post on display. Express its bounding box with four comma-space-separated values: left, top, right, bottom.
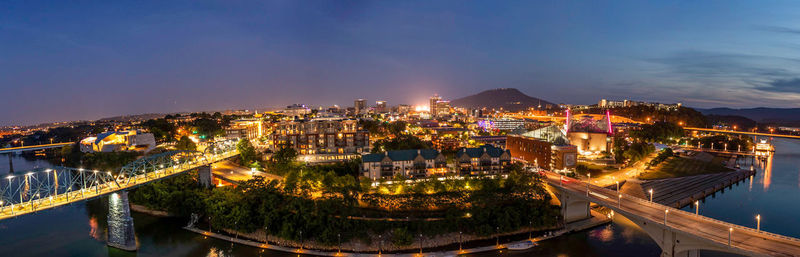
756, 214, 761, 232
419, 234, 423, 254
694, 200, 699, 215
664, 209, 669, 225
338, 233, 341, 255
496, 227, 500, 246
264, 226, 269, 246
649, 189, 654, 202
616, 181, 619, 191
528, 221, 533, 240
728, 228, 733, 246
459, 231, 463, 251
618, 194, 622, 208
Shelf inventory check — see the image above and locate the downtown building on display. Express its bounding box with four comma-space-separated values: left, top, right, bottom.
269, 118, 369, 155
507, 125, 578, 171
455, 145, 512, 175
362, 149, 447, 179
225, 119, 263, 141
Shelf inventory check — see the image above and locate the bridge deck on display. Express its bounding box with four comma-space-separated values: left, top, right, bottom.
0, 142, 73, 154
546, 173, 800, 257
0, 151, 237, 221
685, 127, 800, 140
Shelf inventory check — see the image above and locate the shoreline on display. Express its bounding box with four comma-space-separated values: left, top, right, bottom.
181, 210, 610, 256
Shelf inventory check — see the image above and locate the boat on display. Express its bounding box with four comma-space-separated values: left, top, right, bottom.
506, 240, 537, 250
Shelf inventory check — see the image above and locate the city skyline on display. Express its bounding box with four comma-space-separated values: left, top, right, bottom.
4, 1, 800, 126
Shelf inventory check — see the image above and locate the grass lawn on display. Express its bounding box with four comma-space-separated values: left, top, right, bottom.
639, 157, 733, 180
575, 161, 614, 177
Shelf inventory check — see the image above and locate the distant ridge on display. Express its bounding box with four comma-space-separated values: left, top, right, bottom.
698, 107, 800, 123
450, 88, 554, 111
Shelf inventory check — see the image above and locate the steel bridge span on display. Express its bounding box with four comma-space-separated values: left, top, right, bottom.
0, 140, 238, 251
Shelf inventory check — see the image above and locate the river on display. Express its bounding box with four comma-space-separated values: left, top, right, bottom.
1, 138, 798, 257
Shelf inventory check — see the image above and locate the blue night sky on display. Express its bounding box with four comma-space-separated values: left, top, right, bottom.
2, 1, 800, 125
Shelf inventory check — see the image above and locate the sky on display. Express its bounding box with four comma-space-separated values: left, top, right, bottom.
3, 0, 800, 126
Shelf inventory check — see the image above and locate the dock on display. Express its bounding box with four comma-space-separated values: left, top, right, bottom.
629, 168, 755, 208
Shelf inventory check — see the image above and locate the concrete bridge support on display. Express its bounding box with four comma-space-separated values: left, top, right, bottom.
548, 185, 592, 223
7, 153, 13, 173
107, 191, 137, 251
198, 165, 214, 188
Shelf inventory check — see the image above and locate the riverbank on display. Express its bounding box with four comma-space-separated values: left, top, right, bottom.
129, 203, 172, 217
182, 210, 610, 256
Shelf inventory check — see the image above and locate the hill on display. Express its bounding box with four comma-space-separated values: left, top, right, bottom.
698, 108, 800, 123
450, 88, 555, 111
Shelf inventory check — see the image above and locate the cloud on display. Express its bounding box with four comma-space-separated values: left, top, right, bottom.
759, 78, 800, 93
757, 25, 800, 35
647, 50, 794, 82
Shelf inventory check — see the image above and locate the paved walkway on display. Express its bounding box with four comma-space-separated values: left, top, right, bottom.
184, 211, 610, 256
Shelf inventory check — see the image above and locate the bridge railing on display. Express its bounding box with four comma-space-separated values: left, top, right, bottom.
550, 173, 800, 244
0, 140, 239, 219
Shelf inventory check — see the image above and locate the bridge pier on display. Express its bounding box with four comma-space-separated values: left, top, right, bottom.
548, 185, 592, 223
107, 191, 137, 251
198, 165, 214, 188
7, 153, 13, 173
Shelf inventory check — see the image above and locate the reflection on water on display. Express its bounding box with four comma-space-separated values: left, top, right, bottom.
762, 154, 773, 191
90, 216, 101, 240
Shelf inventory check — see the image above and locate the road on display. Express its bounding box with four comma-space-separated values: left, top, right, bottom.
586, 153, 655, 187
211, 160, 283, 184
545, 172, 800, 257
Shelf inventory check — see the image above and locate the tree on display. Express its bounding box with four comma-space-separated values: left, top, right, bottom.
175, 136, 197, 151
237, 139, 258, 165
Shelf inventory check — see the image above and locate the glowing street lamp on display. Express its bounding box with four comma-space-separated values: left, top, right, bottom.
618, 194, 622, 208
616, 181, 620, 191
649, 189, 654, 202
756, 214, 761, 232
695, 201, 699, 215
664, 209, 669, 225
728, 228, 733, 246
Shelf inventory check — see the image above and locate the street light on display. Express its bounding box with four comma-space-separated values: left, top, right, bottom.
756, 214, 761, 232
618, 194, 622, 208
649, 189, 654, 202
695, 200, 699, 215
616, 181, 619, 191
664, 209, 669, 225
728, 228, 733, 246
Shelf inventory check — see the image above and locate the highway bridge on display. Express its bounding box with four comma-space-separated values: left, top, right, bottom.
0, 140, 238, 251
544, 171, 800, 257
0, 142, 74, 154
685, 127, 800, 140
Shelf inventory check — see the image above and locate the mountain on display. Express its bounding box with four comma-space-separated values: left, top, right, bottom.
698, 108, 800, 123
450, 88, 555, 111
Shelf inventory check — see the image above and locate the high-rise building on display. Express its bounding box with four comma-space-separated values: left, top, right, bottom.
433, 100, 451, 118
354, 99, 366, 115
375, 100, 387, 113
429, 94, 441, 115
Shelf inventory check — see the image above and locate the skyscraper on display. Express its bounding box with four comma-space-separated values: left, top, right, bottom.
429, 94, 441, 116
375, 100, 387, 113
354, 99, 366, 115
